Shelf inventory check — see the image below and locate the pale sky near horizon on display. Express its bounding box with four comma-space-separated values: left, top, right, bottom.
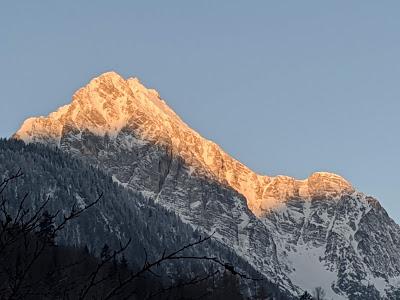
1, 1, 399, 222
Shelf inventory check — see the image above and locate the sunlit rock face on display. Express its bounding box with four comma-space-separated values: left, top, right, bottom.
14, 71, 354, 215
14, 72, 400, 299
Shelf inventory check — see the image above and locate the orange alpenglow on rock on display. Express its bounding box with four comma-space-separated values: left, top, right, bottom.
14, 71, 354, 216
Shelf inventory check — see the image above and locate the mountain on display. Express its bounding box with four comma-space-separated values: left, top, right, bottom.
14, 71, 400, 299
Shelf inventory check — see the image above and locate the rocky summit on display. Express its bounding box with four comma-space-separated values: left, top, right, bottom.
14, 71, 400, 299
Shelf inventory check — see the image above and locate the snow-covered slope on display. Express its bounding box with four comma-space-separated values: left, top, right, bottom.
14, 71, 400, 299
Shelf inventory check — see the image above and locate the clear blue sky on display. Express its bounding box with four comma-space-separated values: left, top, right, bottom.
1, 1, 399, 222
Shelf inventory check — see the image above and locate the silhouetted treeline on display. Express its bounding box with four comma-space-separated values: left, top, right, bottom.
0, 224, 245, 299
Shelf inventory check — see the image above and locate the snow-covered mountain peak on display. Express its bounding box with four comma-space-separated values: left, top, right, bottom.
15, 72, 354, 214
306, 171, 353, 196
253, 172, 354, 214
12, 71, 400, 299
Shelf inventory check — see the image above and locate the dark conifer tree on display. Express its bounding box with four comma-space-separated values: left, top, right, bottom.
120, 254, 128, 269
299, 291, 313, 300
100, 243, 111, 262
39, 210, 55, 245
